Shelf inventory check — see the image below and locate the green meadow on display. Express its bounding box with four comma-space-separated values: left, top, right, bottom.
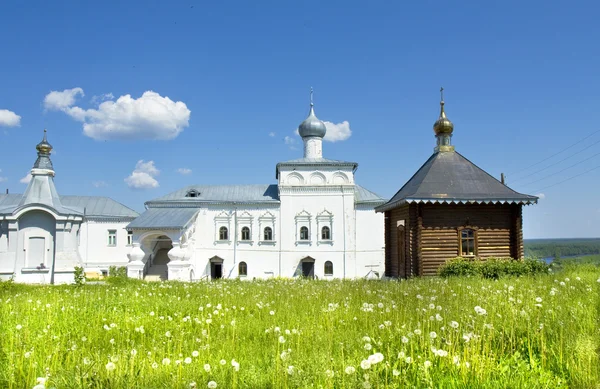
1, 264, 599, 389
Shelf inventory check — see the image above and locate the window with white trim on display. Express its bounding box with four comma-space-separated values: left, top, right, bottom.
219, 226, 229, 240
108, 230, 117, 246
241, 226, 251, 241
321, 226, 331, 240
300, 226, 309, 240
127, 231, 133, 246
239, 261, 247, 276
264, 227, 273, 241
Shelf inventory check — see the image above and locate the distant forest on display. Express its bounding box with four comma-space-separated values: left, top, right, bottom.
524, 238, 600, 259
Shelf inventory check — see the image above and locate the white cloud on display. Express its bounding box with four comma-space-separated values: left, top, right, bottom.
284, 136, 298, 150
92, 180, 108, 188
125, 160, 159, 189
269, 132, 275, 137
323, 121, 352, 142
0, 109, 21, 127
177, 168, 192, 175
536, 193, 546, 200
44, 88, 191, 141
44, 87, 84, 111
90, 93, 114, 105
20, 173, 32, 184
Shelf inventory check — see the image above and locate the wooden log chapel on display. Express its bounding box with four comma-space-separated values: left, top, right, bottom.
375, 89, 538, 277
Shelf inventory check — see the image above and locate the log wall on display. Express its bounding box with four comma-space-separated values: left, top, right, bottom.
383, 202, 525, 277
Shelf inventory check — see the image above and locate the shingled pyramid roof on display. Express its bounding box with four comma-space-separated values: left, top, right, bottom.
375, 151, 538, 212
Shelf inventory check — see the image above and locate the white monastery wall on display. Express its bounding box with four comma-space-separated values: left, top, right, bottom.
80, 221, 133, 273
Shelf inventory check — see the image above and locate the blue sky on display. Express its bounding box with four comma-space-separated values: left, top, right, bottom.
0, 0, 599, 238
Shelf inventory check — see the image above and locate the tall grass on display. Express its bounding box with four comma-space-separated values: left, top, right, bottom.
1, 267, 599, 388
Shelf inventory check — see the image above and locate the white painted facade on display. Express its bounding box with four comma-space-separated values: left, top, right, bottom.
127, 104, 386, 281
0, 133, 138, 283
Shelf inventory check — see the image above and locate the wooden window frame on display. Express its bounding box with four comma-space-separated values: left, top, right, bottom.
238, 261, 247, 276
321, 226, 331, 240
219, 226, 229, 241
241, 226, 251, 241
324, 260, 333, 276
457, 226, 478, 257
263, 227, 273, 241
299, 226, 309, 241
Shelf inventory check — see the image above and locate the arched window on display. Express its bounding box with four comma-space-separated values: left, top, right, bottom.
321, 226, 331, 240
459, 228, 476, 256
264, 226, 273, 241
219, 226, 228, 240
300, 226, 309, 240
324, 261, 333, 276
239, 261, 247, 276
241, 226, 251, 241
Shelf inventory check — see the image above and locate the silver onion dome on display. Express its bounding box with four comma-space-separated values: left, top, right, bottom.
298, 102, 327, 138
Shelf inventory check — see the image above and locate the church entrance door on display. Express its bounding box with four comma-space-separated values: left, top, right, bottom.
211, 262, 223, 279
302, 261, 314, 279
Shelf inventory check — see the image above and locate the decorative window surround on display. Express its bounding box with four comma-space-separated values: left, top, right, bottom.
317, 209, 333, 245
295, 210, 312, 245
259, 211, 276, 243
237, 211, 253, 245
214, 211, 231, 243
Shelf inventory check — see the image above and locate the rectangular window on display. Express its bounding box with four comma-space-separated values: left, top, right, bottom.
460, 229, 476, 256
108, 230, 117, 246
127, 231, 133, 246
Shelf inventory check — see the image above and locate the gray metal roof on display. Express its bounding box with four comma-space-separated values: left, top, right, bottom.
276, 158, 358, 178
147, 184, 280, 205
376, 151, 538, 212
0, 193, 138, 219
61, 196, 139, 218
127, 208, 199, 230
145, 182, 383, 208
354, 184, 386, 205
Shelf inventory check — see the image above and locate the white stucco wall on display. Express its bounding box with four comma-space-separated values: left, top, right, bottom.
132, 164, 386, 281
80, 220, 133, 273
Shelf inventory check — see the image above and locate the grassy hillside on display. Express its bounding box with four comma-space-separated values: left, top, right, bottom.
524, 238, 600, 259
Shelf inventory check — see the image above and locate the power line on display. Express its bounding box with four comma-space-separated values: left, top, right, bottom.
531, 163, 600, 193
520, 150, 600, 187
510, 137, 600, 184
507, 130, 599, 177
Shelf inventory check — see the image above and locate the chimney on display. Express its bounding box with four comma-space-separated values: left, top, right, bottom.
501, 173, 505, 185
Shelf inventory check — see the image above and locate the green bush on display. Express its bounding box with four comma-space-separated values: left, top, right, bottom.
0, 277, 15, 292
73, 266, 86, 286
106, 266, 129, 285
439, 257, 550, 279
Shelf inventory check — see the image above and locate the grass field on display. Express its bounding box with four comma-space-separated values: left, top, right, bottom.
1, 266, 599, 389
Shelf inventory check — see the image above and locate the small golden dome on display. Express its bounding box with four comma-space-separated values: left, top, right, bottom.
433, 100, 454, 135
36, 129, 53, 154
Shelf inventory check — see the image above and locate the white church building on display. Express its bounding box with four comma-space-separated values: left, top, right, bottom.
0, 101, 386, 283
0, 131, 139, 283
126, 101, 386, 281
